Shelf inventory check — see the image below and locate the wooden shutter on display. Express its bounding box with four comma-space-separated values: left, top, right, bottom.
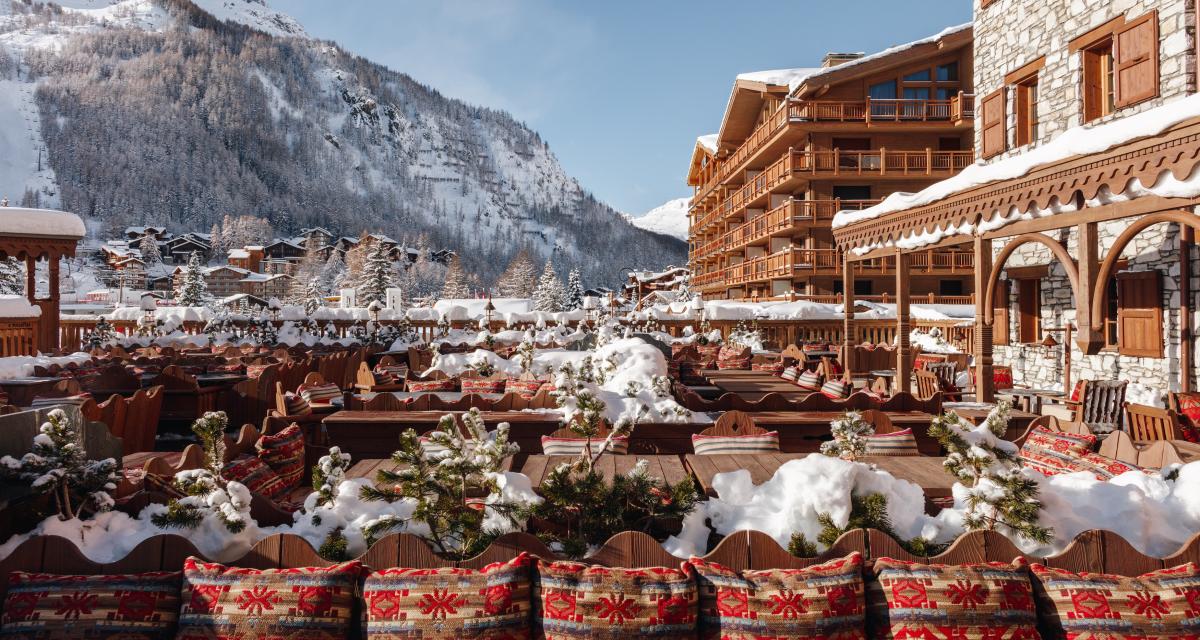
1114, 10, 1159, 108
1117, 270, 1163, 357
992, 280, 1010, 346
1017, 279, 1040, 343
980, 89, 1007, 159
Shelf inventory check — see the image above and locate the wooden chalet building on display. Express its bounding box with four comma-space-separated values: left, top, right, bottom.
687, 26, 978, 303
832, 0, 1200, 401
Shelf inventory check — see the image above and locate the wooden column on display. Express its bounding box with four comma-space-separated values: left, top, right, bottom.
974, 236, 995, 402
24, 256, 35, 303
44, 254, 60, 353
1075, 221, 1103, 354
1182, 225, 1194, 392
895, 250, 912, 394
842, 255, 855, 379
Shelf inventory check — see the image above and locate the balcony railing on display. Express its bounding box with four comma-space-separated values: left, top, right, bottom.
714, 247, 976, 287
789, 149, 974, 176
723, 199, 881, 252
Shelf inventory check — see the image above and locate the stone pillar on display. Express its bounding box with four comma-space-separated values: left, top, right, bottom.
974, 236, 995, 402
895, 251, 912, 394
842, 255, 855, 379
1075, 222, 1103, 354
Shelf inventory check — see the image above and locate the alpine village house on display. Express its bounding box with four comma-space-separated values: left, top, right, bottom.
686, 25, 978, 303
830, 0, 1200, 404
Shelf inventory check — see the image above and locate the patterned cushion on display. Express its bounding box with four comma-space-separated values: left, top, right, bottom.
1172, 392, 1200, 443
1070, 380, 1086, 402
222, 455, 289, 500
1, 570, 181, 640
1030, 562, 1200, 640
1077, 451, 1140, 481
177, 557, 363, 640
716, 345, 752, 371
540, 436, 629, 456
803, 343, 829, 352
864, 429, 920, 457
821, 379, 850, 400
299, 382, 341, 404
689, 552, 865, 640
796, 370, 823, 392
994, 367, 1014, 391
461, 377, 508, 394
284, 392, 312, 416
372, 370, 397, 386
751, 361, 785, 374
823, 359, 845, 377
1018, 427, 1097, 476
869, 557, 1039, 640
245, 363, 272, 379
509, 379, 547, 398
779, 366, 800, 382
362, 553, 532, 639
29, 393, 92, 408
408, 378, 459, 393
691, 431, 780, 455
256, 424, 305, 491
534, 560, 697, 639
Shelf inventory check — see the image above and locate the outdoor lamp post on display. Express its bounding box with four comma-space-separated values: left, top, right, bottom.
583, 295, 597, 325
268, 298, 282, 321
484, 297, 495, 329
139, 294, 157, 321
1042, 323, 1073, 392
367, 299, 384, 324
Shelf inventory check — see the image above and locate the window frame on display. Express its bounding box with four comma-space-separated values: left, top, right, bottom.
1013, 72, 1040, 147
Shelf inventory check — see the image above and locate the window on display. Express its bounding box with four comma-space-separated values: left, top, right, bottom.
980, 89, 1007, 159
1103, 277, 1119, 349
1082, 39, 1116, 121
993, 280, 1010, 346
903, 87, 931, 100
1076, 10, 1160, 121
854, 280, 874, 296
1116, 271, 1163, 357
904, 69, 932, 82
1016, 279, 1040, 344
937, 62, 959, 82
869, 81, 897, 100
1014, 73, 1039, 146
939, 279, 964, 296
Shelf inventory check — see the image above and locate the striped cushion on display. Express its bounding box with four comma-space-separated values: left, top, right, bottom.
1, 570, 181, 639
1018, 427, 1097, 476
820, 379, 850, 400
751, 361, 785, 374
540, 435, 629, 455
864, 428, 919, 456
779, 366, 800, 382
376, 364, 409, 377
795, 370, 823, 391
692, 431, 780, 455
372, 370, 396, 386
222, 455, 289, 500
256, 424, 305, 491
284, 392, 311, 416
299, 382, 340, 404
30, 393, 92, 408
461, 377, 507, 394
407, 378, 458, 393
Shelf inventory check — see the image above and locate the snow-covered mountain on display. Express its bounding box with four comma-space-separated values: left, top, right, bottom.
627, 197, 690, 241
0, 0, 684, 285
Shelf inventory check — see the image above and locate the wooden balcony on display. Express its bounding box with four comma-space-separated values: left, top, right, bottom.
724, 199, 881, 252
789, 148, 974, 177
720, 247, 976, 287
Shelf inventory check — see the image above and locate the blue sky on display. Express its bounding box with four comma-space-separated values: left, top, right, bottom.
276, 1, 972, 215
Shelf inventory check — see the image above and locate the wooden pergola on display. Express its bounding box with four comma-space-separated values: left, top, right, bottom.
0, 209, 86, 353
832, 115, 1200, 401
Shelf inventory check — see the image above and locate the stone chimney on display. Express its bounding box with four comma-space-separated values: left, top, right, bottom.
821, 52, 865, 68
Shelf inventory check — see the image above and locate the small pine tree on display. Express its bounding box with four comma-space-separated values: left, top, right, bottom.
820, 411, 875, 461
441, 255, 471, 300
358, 408, 526, 558
0, 408, 120, 521
533, 260, 565, 312
358, 241, 393, 305
928, 400, 1052, 545
150, 412, 251, 534
176, 251, 208, 306
515, 330, 537, 374
0, 258, 23, 295
83, 317, 116, 350
138, 234, 162, 265
564, 268, 584, 311
496, 249, 538, 298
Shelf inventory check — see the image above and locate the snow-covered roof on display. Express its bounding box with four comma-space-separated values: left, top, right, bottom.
241, 272, 291, 282
696, 134, 718, 154
796, 23, 972, 95
0, 208, 86, 239
228, 249, 250, 259
629, 266, 689, 283
833, 92, 1200, 238
245, 245, 264, 251
0, 295, 40, 318
736, 67, 821, 93
204, 265, 250, 276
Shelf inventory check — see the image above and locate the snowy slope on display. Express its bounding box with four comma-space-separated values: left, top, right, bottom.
627, 197, 690, 241
189, 0, 306, 37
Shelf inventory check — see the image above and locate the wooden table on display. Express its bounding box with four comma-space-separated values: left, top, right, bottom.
322, 410, 563, 459
0, 377, 64, 406
519, 455, 691, 490
1003, 388, 1062, 413
684, 452, 953, 500
346, 457, 514, 481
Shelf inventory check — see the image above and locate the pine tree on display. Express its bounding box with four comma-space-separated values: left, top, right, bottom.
358, 241, 393, 305
928, 401, 1052, 545
533, 260, 565, 312
820, 411, 875, 461
564, 268, 584, 310
209, 222, 223, 256
290, 240, 324, 304
0, 408, 120, 521
138, 234, 162, 265
0, 258, 23, 295
150, 412, 252, 534
321, 250, 346, 294
441, 255, 471, 300
176, 251, 208, 306
496, 249, 538, 298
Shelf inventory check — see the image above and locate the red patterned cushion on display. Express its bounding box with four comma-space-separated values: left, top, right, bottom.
509, 379, 547, 398
1173, 392, 1200, 443
1030, 562, 1200, 640
245, 364, 272, 379
690, 552, 865, 640
1, 570, 181, 640
177, 557, 363, 640
257, 424, 305, 491
1077, 451, 1140, 481
461, 377, 508, 394
534, 560, 697, 639
284, 392, 312, 416
1070, 380, 1086, 402
869, 557, 1039, 640
408, 378, 458, 393
1018, 427, 1097, 476
222, 455, 289, 500
363, 553, 532, 639
717, 345, 752, 370
994, 367, 1014, 391
751, 361, 785, 374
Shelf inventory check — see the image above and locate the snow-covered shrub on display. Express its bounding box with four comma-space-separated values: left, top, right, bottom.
820, 411, 875, 461
150, 412, 252, 534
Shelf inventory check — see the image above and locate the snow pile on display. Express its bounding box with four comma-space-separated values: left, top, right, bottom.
0, 208, 85, 238
664, 455, 946, 557
0, 352, 92, 380
909, 329, 961, 354
694, 299, 975, 322
627, 198, 691, 241
0, 295, 39, 318
696, 134, 718, 154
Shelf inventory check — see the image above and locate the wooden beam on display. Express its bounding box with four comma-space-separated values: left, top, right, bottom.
974, 237, 995, 402
895, 251, 912, 394
1075, 222, 1103, 354
1182, 225, 1194, 393
842, 256, 855, 377
981, 196, 1196, 240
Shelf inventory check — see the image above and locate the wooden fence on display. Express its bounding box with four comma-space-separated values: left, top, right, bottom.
0, 318, 39, 357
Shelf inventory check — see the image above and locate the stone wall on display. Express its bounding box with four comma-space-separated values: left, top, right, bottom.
972, 0, 1196, 159
992, 215, 1200, 405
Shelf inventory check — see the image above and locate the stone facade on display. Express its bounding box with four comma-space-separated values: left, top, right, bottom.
993, 215, 1200, 404
973, 0, 1196, 158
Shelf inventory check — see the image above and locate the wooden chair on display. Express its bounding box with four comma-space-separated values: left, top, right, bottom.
1122, 402, 1179, 442
923, 362, 961, 400
1097, 431, 1185, 469
702, 410, 767, 437
914, 370, 941, 401
274, 382, 334, 422
1075, 380, 1128, 433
